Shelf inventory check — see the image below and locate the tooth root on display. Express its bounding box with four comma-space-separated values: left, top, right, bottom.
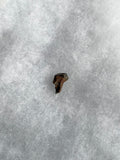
53, 73, 68, 94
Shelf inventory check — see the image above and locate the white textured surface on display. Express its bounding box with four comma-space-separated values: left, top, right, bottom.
0, 0, 120, 160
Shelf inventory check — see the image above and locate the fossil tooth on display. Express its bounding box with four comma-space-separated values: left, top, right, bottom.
53, 73, 68, 94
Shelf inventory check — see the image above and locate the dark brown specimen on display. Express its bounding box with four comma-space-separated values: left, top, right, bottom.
53, 73, 69, 94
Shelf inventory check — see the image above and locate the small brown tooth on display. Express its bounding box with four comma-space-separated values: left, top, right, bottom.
53, 73, 69, 94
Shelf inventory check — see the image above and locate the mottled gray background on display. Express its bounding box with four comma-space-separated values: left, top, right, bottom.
0, 0, 120, 160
